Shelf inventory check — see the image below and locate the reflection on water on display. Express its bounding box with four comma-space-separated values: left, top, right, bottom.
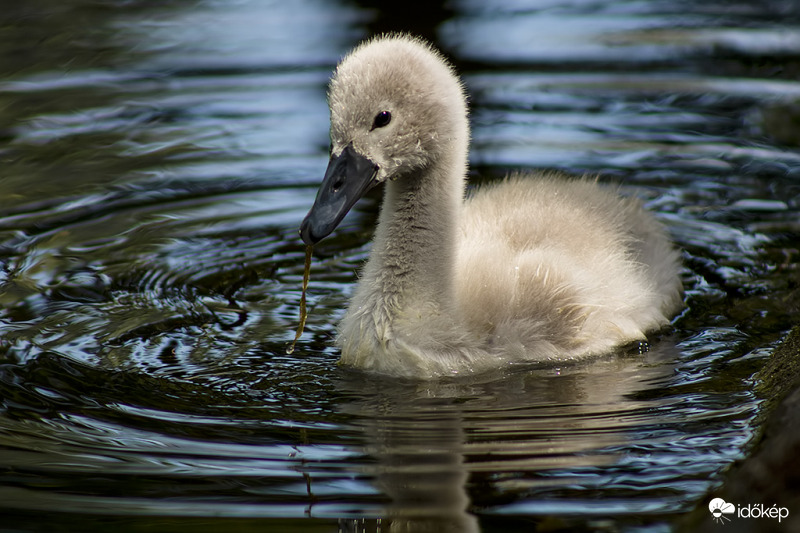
1, 0, 799, 531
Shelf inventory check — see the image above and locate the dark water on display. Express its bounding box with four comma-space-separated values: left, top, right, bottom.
1, 1, 799, 531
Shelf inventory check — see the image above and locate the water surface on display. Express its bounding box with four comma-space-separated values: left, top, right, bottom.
1, 0, 799, 531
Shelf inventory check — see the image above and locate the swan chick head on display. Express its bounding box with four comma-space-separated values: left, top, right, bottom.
300, 34, 469, 245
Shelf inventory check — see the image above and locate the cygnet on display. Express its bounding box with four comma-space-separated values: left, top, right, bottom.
300, 34, 683, 378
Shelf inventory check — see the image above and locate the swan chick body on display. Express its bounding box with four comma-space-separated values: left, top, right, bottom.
300, 34, 683, 378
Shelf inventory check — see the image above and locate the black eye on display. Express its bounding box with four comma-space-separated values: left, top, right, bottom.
371, 110, 391, 130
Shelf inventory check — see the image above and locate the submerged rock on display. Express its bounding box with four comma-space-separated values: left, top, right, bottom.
682, 326, 800, 532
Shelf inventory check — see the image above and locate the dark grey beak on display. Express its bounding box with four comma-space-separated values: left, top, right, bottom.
300, 144, 379, 245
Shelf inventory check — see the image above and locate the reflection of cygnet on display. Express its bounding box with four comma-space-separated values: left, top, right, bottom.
300, 34, 683, 378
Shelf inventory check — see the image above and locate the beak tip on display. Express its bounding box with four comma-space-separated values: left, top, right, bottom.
299, 218, 321, 246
